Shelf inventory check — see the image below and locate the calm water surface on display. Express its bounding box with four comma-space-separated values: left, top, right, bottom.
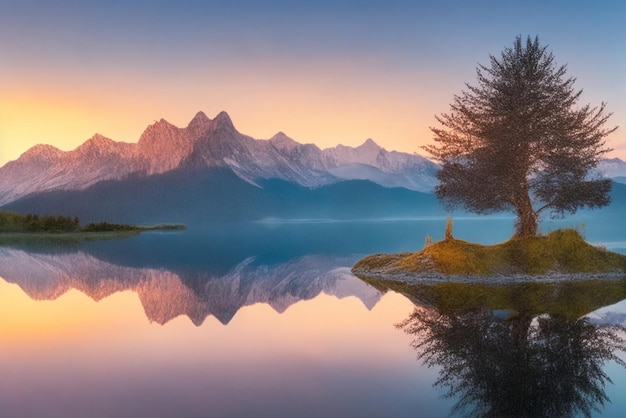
2, 218, 626, 417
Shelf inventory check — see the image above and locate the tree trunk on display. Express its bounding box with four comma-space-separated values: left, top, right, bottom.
514, 188, 538, 239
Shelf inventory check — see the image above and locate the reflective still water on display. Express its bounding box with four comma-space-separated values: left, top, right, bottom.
2, 218, 626, 417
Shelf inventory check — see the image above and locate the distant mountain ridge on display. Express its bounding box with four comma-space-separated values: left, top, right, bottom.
598, 158, 626, 184
2, 167, 442, 225
0, 111, 440, 206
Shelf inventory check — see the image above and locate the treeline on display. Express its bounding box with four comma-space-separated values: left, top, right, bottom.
0, 211, 78, 232
0, 211, 142, 233
23, 214, 80, 232
80, 221, 139, 232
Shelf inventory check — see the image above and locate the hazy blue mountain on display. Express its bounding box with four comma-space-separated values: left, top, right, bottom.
3, 167, 441, 225
613, 176, 626, 185
4, 167, 624, 228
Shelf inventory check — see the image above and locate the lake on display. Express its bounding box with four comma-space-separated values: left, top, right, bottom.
2, 216, 626, 417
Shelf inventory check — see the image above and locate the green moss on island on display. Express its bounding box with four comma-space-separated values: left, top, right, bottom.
353, 228, 626, 279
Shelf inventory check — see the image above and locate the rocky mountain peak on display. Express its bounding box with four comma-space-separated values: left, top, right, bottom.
598, 157, 626, 178
76, 133, 118, 155
190, 111, 209, 124
90, 133, 112, 143
354, 139, 383, 155
211, 111, 235, 130
324, 137, 383, 167
137, 118, 179, 145
269, 132, 299, 151
19, 144, 63, 162
135, 117, 196, 174
187, 111, 211, 137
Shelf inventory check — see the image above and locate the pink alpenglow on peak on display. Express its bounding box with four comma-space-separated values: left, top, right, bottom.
0, 110, 442, 206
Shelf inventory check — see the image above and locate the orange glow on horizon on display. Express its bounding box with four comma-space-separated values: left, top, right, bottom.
0, 279, 143, 342
0, 275, 416, 366
0, 65, 451, 166
1, 62, 624, 167
1, 2, 624, 167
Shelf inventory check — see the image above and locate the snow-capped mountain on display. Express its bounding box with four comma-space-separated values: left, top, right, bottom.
0, 134, 139, 206
0, 111, 439, 206
598, 157, 626, 183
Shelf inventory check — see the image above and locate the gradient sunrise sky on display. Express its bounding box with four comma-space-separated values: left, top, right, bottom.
1, 0, 625, 166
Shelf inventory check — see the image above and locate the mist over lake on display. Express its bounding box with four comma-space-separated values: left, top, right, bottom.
2, 215, 626, 417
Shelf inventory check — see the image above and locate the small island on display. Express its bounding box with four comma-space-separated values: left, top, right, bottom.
352, 225, 626, 284
0, 210, 185, 244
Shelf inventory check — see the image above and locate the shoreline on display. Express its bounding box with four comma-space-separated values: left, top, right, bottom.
0, 225, 185, 245
351, 268, 626, 285
0, 230, 140, 243
351, 230, 626, 285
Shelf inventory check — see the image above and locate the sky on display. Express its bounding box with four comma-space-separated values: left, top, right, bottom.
1, 0, 625, 166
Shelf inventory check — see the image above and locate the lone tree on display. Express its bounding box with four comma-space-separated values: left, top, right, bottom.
425, 36, 617, 238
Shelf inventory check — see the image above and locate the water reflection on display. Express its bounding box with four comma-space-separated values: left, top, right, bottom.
364, 279, 626, 417
399, 308, 626, 418
1, 219, 489, 326
0, 235, 426, 418
0, 247, 379, 325
4, 219, 626, 417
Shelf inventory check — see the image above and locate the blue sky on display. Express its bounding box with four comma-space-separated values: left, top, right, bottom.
1, 0, 624, 165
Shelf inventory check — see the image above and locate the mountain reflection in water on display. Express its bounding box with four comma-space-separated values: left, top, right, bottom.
0, 234, 428, 418
0, 247, 379, 325
0, 219, 489, 325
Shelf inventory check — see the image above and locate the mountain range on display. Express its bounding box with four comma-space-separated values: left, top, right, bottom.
2, 110, 625, 223
0, 111, 439, 208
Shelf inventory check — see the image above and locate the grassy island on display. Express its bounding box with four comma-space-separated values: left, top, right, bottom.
353, 228, 626, 282
0, 210, 185, 244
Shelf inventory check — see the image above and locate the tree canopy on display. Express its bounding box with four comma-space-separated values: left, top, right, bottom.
425, 35, 617, 238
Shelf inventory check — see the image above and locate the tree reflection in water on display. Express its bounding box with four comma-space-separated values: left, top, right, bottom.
398, 306, 626, 418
